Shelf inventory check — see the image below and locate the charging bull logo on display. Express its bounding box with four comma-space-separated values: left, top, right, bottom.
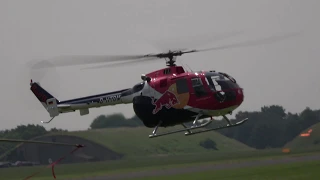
151, 90, 180, 114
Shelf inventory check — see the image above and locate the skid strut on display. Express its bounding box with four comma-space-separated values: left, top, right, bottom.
148, 114, 248, 138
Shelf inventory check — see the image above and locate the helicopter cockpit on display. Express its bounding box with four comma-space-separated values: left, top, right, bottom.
204, 71, 240, 102
204, 71, 239, 92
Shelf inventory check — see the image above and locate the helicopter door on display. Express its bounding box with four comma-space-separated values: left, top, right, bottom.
175, 77, 189, 94
191, 77, 208, 97
205, 75, 226, 102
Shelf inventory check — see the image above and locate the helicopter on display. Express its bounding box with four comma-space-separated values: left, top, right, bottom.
29, 32, 299, 138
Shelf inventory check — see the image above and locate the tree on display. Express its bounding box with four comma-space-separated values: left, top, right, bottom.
0, 124, 49, 159
218, 105, 320, 149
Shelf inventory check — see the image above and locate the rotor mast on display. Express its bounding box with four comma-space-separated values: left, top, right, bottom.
165, 51, 176, 66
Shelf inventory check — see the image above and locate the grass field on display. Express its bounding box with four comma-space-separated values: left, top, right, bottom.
131, 160, 320, 180
1, 148, 320, 180
284, 122, 320, 150
47, 126, 254, 157
0, 126, 254, 163
2, 125, 320, 179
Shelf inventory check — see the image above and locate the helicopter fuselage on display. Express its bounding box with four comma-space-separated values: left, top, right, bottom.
123, 66, 244, 127
29, 66, 243, 128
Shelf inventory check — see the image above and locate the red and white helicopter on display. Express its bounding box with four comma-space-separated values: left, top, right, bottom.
29, 33, 297, 138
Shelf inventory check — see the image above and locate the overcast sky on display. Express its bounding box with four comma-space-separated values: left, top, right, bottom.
0, 0, 319, 131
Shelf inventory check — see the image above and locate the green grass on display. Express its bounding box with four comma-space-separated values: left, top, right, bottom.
284, 122, 320, 150
48, 126, 254, 157
0, 126, 254, 161
1, 149, 320, 180
134, 160, 320, 180
2, 125, 320, 180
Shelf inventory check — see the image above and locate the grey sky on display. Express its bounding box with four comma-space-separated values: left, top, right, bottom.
0, 0, 319, 131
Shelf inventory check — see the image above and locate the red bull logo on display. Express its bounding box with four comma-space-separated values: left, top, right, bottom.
151, 90, 180, 114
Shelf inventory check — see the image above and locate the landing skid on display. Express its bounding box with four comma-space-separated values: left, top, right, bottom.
148, 115, 248, 138
185, 118, 248, 136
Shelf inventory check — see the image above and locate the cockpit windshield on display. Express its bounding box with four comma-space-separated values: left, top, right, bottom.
205, 72, 239, 92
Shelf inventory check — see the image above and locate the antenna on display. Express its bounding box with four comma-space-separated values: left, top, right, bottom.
186, 64, 193, 72
177, 58, 188, 72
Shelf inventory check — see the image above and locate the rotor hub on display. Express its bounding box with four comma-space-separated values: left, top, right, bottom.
165, 54, 177, 66
148, 50, 189, 67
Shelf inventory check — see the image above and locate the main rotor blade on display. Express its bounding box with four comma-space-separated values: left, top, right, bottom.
147, 31, 244, 52
0, 138, 84, 147
31, 55, 158, 69
81, 57, 158, 70
29, 31, 242, 69
190, 32, 301, 53
31, 31, 301, 69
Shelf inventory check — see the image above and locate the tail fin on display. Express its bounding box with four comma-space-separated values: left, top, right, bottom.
30, 79, 60, 117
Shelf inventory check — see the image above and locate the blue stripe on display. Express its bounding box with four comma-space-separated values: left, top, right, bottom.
59, 88, 129, 104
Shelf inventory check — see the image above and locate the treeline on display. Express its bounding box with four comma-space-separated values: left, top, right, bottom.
89, 105, 320, 150
217, 105, 320, 149
90, 113, 144, 129
0, 124, 67, 158
1, 105, 319, 157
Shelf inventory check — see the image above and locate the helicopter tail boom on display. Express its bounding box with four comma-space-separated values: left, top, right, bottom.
30, 80, 60, 117
30, 79, 131, 123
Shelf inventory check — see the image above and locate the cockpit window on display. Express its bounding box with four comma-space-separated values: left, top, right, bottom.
205, 75, 222, 91
132, 81, 145, 93
191, 77, 207, 97
216, 80, 239, 89
205, 74, 239, 92
191, 77, 203, 86
219, 72, 236, 83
